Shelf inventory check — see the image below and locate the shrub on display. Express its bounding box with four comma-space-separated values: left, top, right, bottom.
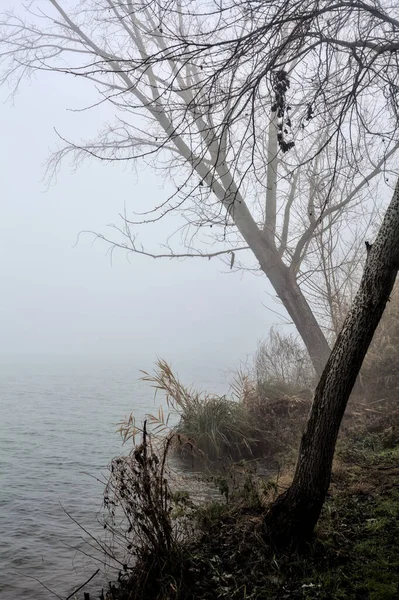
254, 327, 315, 390
240, 376, 312, 460
102, 423, 198, 600
104, 423, 175, 559
118, 341, 314, 468
361, 283, 399, 407
339, 283, 399, 430
237, 329, 315, 459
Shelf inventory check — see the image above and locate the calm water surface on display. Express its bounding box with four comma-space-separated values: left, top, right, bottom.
0, 356, 228, 600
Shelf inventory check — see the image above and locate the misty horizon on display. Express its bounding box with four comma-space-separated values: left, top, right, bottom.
0, 71, 276, 371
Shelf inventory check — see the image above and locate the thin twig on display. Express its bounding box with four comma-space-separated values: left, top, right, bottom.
65, 569, 100, 600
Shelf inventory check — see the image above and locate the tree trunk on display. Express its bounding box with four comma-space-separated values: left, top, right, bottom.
265, 262, 331, 377
188, 151, 331, 378
243, 235, 331, 377
265, 178, 399, 547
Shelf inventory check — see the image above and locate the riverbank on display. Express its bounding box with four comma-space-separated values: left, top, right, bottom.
96, 415, 399, 600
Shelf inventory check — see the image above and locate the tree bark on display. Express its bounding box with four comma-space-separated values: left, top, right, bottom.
265, 178, 399, 547
264, 261, 331, 377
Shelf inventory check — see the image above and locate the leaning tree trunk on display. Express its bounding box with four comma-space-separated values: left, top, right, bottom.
265, 261, 331, 377
266, 178, 399, 547
176, 141, 332, 378
233, 219, 331, 377
244, 240, 331, 377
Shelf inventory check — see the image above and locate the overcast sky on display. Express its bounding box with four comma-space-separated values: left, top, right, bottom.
0, 66, 280, 374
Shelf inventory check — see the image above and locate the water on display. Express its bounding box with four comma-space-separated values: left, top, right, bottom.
0, 356, 229, 600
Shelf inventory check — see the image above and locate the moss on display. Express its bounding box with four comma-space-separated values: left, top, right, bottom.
376, 444, 399, 462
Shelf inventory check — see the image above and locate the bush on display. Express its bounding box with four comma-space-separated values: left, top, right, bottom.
361, 283, 399, 407
104, 423, 175, 558
254, 327, 315, 390
242, 380, 312, 458
119, 332, 316, 468
238, 329, 315, 459
102, 424, 197, 600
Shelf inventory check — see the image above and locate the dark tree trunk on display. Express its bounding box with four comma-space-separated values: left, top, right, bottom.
265, 179, 399, 547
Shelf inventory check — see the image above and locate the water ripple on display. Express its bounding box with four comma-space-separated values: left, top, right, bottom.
1, 356, 228, 599
0, 357, 152, 600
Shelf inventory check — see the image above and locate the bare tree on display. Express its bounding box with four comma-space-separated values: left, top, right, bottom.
174, 0, 399, 156
2, 0, 399, 549
1, 0, 396, 376
167, 0, 399, 543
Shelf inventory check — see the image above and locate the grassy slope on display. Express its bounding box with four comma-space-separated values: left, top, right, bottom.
107, 429, 399, 600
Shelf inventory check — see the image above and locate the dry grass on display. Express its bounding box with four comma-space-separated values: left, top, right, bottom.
116, 297, 399, 469
118, 360, 264, 464
117, 352, 314, 468
254, 327, 315, 389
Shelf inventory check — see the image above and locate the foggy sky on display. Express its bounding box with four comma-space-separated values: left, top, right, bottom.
0, 65, 277, 374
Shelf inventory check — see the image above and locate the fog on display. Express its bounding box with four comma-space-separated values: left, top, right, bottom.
0, 71, 275, 373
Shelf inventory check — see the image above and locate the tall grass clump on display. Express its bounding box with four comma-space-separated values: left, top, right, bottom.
138, 360, 262, 463
241, 328, 315, 459
118, 332, 318, 467
118, 337, 316, 467
175, 394, 261, 462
